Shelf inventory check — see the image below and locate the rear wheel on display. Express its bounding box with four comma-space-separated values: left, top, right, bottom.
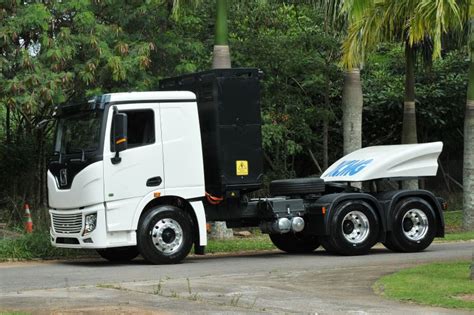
269, 233, 320, 253
97, 246, 139, 262
385, 197, 436, 252
137, 205, 193, 264
382, 236, 403, 252
322, 201, 380, 255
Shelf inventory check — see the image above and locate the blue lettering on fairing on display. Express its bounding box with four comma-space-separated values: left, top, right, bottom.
326, 159, 374, 177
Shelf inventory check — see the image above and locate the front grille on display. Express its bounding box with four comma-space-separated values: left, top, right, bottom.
52, 213, 82, 234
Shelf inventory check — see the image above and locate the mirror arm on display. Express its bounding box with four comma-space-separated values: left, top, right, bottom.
111, 152, 121, 165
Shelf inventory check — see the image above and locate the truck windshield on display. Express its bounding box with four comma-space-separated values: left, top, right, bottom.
55, 111, 102, 155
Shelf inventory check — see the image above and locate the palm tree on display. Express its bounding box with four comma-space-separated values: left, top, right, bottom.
342, 0, 463, 189
212, 0, 231, 68
172, 0, 231, 69
461, 0, 473, 231
170, 0, 233, 238
315, 0, 365, 157
210, 0, 233, 238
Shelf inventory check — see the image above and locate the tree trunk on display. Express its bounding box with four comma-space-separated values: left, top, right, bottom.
322, 71, 330, 170
471, 252, 473, 280
402, 41, 419, 190
5, 103, 10, 144
322, 120, 329, 170
210, 0, 232, 239
212, 0, 231, 69
341, 69, 363, 155
464, 13, 474, 231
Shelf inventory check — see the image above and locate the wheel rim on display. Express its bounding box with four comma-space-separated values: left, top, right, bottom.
341, 211, 370, 244
402, 209, 429, 241
151, 218, 184, 255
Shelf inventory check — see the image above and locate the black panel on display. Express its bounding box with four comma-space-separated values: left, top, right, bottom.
160, 68, 264, 195
56, 237, 80, 244
49, 157, 102, 189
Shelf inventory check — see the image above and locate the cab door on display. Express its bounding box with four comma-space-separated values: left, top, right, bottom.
103, 103, 164, 232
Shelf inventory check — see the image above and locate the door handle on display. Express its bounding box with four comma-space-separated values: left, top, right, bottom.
146, 176, 162, 187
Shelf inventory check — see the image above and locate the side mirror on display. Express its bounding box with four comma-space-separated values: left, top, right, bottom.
113, 113, 128, 152
112, 112, 127, 164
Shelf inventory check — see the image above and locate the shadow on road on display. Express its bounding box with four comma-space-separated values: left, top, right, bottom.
60, 246, 404, 267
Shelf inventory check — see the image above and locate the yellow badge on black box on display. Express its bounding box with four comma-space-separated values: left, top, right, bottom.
236, 160, 248, 176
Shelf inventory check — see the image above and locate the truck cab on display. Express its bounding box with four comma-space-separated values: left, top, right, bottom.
48, 92, 207, 258
48, 69, 445, 264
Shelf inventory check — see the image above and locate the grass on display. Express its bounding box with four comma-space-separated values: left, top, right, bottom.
0, 230, 94, 261
206, 234, 274, 254
436, 210, 474, 241
374, 261, 474, 310
444, 210, 463, 233
0, 210, 471, 261
443, 230, 474, 241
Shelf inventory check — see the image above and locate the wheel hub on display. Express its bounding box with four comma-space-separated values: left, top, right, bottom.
401, 209, 429, 241
161, 228, 176, 243
343, 220, 355, 234
341, 210, 370, 244
151, 218, 183, 255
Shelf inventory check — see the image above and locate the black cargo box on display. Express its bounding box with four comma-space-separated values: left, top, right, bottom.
159, 68, 263, 196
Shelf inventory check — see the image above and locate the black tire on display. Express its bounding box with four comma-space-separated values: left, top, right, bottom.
385, 197, 437, 252
319, 236, 337, 254
382, 235, 403, 252
270, 178, 325, 197
269, 233, 320, 253
96, 246, 139, 262
323, 201, 380, 255
137, 205, 194, 264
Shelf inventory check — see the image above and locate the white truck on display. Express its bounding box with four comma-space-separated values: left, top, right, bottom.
48, 68, 446, 264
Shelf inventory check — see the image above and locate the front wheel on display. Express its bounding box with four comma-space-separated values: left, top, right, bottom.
322, 201, 380, 255
269, 233, 320, 253
385, 197, 437, 252
97, 246, 139, 262
137, 205, 193, 264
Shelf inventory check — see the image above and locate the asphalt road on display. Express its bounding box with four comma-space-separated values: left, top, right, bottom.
0, 241, 473, 314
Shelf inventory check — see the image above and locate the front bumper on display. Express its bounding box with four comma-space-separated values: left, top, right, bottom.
49, 203, 137, 249
49, 204, 108, 248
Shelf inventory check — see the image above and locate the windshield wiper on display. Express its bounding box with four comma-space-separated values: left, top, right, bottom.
68, 149, 86, 162
51, 150, 63, 164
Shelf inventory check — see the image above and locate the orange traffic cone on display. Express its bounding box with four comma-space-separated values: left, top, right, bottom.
24, 203, 33, 233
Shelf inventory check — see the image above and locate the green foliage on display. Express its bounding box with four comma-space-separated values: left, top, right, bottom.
0, 0, 468, 217
374, 261, 474, 310
362, 45, 467, 149
230, 2, 342, 178
342, 0, 464, 69
0, 0, 210, 210
0, 230, 94, 261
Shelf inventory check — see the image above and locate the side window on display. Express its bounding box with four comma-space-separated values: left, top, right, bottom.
111, 109, 155, 151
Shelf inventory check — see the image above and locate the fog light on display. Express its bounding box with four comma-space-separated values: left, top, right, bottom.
84, 213, 97, 235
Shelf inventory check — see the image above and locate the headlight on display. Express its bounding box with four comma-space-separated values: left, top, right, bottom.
84, 213, 97, 235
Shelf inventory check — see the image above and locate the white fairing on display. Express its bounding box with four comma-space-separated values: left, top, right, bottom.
48, 162, 104, 209
321, 142, 443, 182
